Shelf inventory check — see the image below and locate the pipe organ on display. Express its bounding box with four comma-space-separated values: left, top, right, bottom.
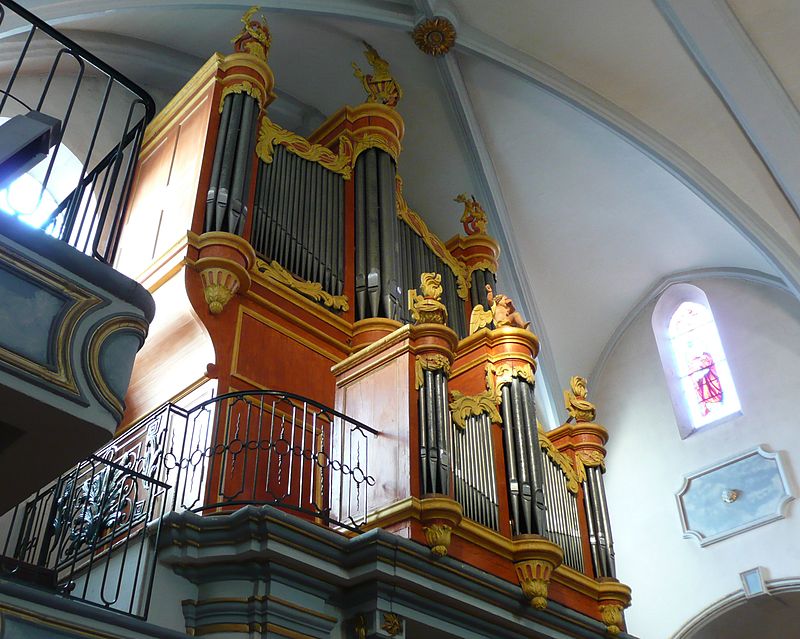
115, 11, 631, 635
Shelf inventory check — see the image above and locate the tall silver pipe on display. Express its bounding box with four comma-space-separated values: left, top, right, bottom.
595, 466, 616, 578
354, 157, 367, 319
228, 94, 257, 235
205, 95, 233, 232
364, 149, 381, 317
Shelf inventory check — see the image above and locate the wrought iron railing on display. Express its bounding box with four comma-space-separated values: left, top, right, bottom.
158, 390, 378, 530
2, 454, 169, 618
1, 389, 377, 616
0, 0, 154, 262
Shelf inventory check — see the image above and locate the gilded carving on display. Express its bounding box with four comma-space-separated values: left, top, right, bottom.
539, 429, 581, 494
515, 559, 555, 610
353, 614, 367, 639
396, 176, 469, 299
412, 16, 457, 56
381, 613, 402, 636
256, 259, 349, 311
564, 375, 596, 423
408, 272, 448, 324
574, 448, 606, 477
423, 523, 452, 557
455, 193, 488, 235
255, 116, 353, 178
219, 80, 265, 113
232, 6, 272, 62
351, 131, 401, 164
352, 41, 402, 107
414, 354, 451, 389
485, 362, 535, 404
470, 285, 529, 334
449, 390, 502, 429
599, 603, 624, 636
200, 267, 240, 314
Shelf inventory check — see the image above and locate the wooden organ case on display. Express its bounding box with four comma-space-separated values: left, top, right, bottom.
114, 10, 632, 635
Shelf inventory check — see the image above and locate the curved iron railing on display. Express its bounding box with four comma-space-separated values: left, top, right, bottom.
0, 0, 155, 262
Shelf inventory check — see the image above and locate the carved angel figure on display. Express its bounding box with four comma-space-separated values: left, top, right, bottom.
455, 193, 488, 235
352, 41, 403, 107
469, 284, 530, 334
564, 375, 596, 423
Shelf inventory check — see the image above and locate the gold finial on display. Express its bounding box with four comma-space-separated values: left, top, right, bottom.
455, 193, 488, 235
352, 41, 403, 107
413, 16, 457, 56
469, 284, 530, 334
408, 272, 448, 324
232, 6, 272, 62
564, 376, 596, 423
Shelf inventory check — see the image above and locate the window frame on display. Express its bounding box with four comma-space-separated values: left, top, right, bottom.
652, 283, 742, 438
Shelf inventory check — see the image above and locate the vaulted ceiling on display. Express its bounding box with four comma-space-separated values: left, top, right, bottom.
11, 0, 800, 423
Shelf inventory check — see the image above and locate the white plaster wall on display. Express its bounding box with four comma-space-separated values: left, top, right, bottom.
594, 278, 800, 639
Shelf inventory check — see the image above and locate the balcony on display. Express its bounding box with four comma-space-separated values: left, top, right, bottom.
0, 0, 155, 510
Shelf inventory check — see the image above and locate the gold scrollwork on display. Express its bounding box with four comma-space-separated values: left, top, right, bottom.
232, 6, 272, 62
408, 272, 447, 325
538, 428, 581, 494
414, 353, 451, 389
352, 41, 402, 107
396, 176, 469, 299
449, 389, 502, 429
219, 80, 265, 113
564, 375, 596, 423
574, 449, 606, 478
255, 259, 349, 312
422, 523, 452, 557
351, 131, 401, 163
485, 362, 535, 404
255, 116, 353, 178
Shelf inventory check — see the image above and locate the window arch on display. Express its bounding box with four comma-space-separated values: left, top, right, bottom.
653, 283, 741, 438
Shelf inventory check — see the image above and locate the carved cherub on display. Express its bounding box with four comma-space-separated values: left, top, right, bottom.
485, 284, 529, 329
352, 41, 403, 107
455, 193, 488, 235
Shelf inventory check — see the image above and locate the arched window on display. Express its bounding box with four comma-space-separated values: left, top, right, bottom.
653, 284, 741, 438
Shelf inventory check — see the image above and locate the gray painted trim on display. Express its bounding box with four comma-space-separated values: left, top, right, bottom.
0, 579, 188, 639
589, 267, 789, 384
655, 0, 800, 218
159, 504, 637, 639
0, 215, 155, 322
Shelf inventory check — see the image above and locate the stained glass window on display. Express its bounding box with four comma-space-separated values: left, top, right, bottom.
667, 301, 740, 429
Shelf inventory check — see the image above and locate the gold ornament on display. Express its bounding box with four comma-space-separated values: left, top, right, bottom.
455, 193, 488, 235
408, 272, 448, 324
564, 375, 596, 423
255, 116, 353, 178
255, 259, 349, 311
396, 176, 469, 299
539, 428, 581, 494
414, 354, 452, 389
381, 613, 402, 636
423, 523, 452, 556
600, 603, 624, 635
412, 16, 457, 56
485, 362, 535, 404
201, 267, 240, 314
449, 390, 502, 429
515, 559, 554, 610
232, 6, 272, 62
219, 80, 265, 113
353, 614, 367, 639
352, 41, 403, 107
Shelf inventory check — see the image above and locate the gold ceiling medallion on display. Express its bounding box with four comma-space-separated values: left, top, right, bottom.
381, 613, 402, 636
413, 16, 457, 57
455, 192, 488, 235
395, 176, 469, 299
408, 272, 448, 324
564, 375, 596, 423
352, 41, 403, 107
232, 6, 272, 62
449, 389, 502, 429
255, 116, 353, 178
255, 259, 350, 312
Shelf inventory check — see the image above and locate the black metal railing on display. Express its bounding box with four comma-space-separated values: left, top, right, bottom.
0, 0, 154, 262
2, 454, 169, 619
157, 390, 378, 531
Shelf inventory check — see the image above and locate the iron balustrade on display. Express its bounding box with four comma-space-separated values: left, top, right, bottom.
2, 454, 169, 619
0, 0, 154, 262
